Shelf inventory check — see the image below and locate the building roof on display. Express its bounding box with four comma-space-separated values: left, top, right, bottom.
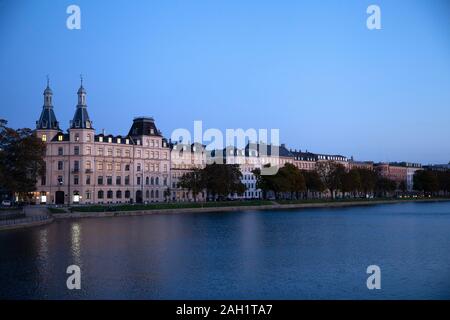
128, 117, 162, 137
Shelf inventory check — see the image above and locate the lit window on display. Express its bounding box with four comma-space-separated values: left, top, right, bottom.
58, 135, 63, 141
42, 134, 47, 142
99, 136, 103, 142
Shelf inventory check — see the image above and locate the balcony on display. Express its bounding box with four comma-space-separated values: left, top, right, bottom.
85, 169, 93, 174
71, 168, 80, 173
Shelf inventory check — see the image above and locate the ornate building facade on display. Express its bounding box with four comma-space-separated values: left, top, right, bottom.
35, 81, 170, 205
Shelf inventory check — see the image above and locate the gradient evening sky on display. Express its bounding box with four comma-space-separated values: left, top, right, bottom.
0, 0, 449, 164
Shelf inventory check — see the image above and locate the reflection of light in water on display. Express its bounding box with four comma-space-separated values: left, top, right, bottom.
71, 223, 82, 266
37, 229, 49, 284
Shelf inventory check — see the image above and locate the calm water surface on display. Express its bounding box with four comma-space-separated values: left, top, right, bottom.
1, 201, 450, 299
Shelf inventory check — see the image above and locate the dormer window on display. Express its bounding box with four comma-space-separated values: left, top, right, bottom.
125, 139, 129, 144
58, 135, 63, 141
150, 129, 154, 134
42, 134, 47, 142
99, 136, 103, 142
117, 138, 121, 144
108, 137, 112, 143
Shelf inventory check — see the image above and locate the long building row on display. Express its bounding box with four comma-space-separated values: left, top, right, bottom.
33, 81, 429, 204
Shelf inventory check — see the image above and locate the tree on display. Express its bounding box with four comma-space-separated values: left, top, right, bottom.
375, 177, 396, 197
178, 168, 205, 202
315, 161, 346, 199
303, 170, 326, 198
163, 187, 171, 202
414, 170, 439, 195
341, 169, 361, 198
0, 120, 46, 201
398, 181, 407, 194
278, 163, 306, 199
358, 169, 377, 197
203, 163, 245, 200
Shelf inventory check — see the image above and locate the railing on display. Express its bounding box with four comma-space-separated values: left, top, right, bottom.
0, 215, 51, 226
85, 169, 93, 174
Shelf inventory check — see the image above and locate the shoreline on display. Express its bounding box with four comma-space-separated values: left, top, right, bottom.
52, 198, 450, 220
1, 198, 448, 231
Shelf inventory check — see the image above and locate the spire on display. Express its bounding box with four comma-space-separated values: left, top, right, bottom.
71, 76, 93, 129
36, 76, 60, 130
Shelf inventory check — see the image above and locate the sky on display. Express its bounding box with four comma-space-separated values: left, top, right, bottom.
0, 0, 449, 164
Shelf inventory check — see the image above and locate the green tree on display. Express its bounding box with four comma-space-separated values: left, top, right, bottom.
358, 169, 377, 197
203, 163, 245, 200
315, 161, 346, 199
413, 170, 439, 195
0, 120, 46, 201
178, 168, 205, 202
303, 170, 326, 198
341, 169, 361, 198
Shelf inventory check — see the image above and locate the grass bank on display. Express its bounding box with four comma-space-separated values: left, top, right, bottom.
67, 200, 274, 213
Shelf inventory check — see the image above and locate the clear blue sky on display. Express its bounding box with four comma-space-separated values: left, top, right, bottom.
0, 0, 449, 164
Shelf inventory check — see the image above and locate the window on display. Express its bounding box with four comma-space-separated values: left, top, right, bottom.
107, 163, 113, 171
73, 161, 79, 171
137, 164, 141, 172
86, 161, 92, 170
146, 190, 149, 198
116, 149, 122, 157
74, 146, 80, 155
42, 134, 47, 142
108, 137, 112, 143
107, 149, 113, 156
98, 190, 104, 199
74, 176, 79, 185
107, 176, 112, 185
107, 190, 113, 199
115, 163, 121, 171
41, 176, 46, 186
86, 146, 91, 155
125, 175, 130, 185
87, 134, 91, 142
116, 176, 121, 185
57, 176, 63, 185
125, 150, 130, 157
86, 176, 91, 185
146, 177, 149, 185
98, 176, 104, 185
117, 138, 121, 144
125, 139, 129, 144
86, 191, 91, 200
125, 190, 130, 198
125, 164, 130, 171
136, 150, 141, 158
155, 177, 159, 185
137, 177, 141, 185
97, 162, 103, 170
58, 135, 63, 141
99, 136, 103, 142
116, 190, 122, 198
58, 161, 63, 170
151, 177, 154, 185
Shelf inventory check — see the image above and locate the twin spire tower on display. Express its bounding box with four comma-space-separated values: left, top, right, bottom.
36, 75, 93, 133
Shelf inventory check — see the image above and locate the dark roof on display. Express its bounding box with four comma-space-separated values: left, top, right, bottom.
128, 117, 162, 137
70, 106, 93, 129
36, 106, 61, 131
291, 150, 317, 161
245, 142, 294, 158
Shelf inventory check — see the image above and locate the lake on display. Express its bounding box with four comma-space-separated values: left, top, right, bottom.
1, 201, 450, 299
